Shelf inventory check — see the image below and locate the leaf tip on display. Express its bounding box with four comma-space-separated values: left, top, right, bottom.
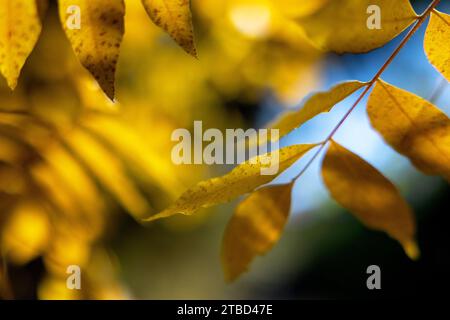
403, 240, 420, 261
6, 78, 18, 91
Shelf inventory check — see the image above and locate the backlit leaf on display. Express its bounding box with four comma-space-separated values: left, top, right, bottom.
222, 183, 293, 282
58, 0, 125, 100
322, 141, 418, 259
141, 0, 196, 57
269, 81, 367, 139
296, 0, 418, 53
0, 0, 46, 89
424, 10, 450, 82
144, 144, 316, 222
368, 80, 450, 182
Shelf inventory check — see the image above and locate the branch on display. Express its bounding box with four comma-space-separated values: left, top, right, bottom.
293, 0, 442, 182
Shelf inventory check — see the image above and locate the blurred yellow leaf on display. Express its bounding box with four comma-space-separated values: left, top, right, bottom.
64, 128, 152, 219
44, 234, 90, 275
141, 0, 196, 56
296, 0, 417, 53
269, 81, 367, 139
222, 183, 293, 282
424, 10, 450, 82
82, 114, 183, 198
31, 145, 105, 237
0, 165, 26, 195
2, 201, 51, 264
271, 0, 329, 18
368, 80, 450, 182
58, 0, 125, 100
0, 0, 46, 89
38, 276, 82, 300
145, 144, 316, 222
322, 141, 418, 259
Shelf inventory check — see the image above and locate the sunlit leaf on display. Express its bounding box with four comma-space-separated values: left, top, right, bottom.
269, 81, 367, 139
141, 0, 196, 56
0, 0, 46, 89
222, 182, 293, 282
322, 141, 418, 259
296, 0, 417, 53
424, 10, 450, 82
58, 0, 125, 100
144, 144, 316, 222
368, 80, 450, 182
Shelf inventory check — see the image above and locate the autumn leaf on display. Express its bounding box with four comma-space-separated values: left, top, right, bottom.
296, 0, 418, 53
31, 143, 105, 234
63, 128, 152, 219
269, 81, 367, 139
141, 0, 197, 57
0, 0, 46, 89
58, 0, 125, 100
222, 183, 293, 282
424, 10, 450, 82
82, 114, 184, 198
144, 144, 316, 222
322, 141, 418, 259
367, 80, 450, 182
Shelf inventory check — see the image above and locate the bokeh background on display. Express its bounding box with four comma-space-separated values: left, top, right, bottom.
0, 0, 449, 299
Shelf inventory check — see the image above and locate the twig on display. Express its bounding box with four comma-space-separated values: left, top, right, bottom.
292, 0, 442, 182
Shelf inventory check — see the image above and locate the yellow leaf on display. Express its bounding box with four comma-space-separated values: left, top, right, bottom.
141, 0, 197, 57
269, 81, 367, 139
0, 0, 46, 89
222, 183, 293, 282
58, 0, 125, 100
64, 128, 152, 219
82, 114, 184, 198
296, 0, 417, 53
144, 144, 316, 222
322, 141, 418, 259
424, 10, 450, 82
271, 0, 329, 18
2, 201, 51, 265
368, 80, 450, 182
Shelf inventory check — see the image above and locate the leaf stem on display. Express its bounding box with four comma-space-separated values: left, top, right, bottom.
292, 0, 441, 182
